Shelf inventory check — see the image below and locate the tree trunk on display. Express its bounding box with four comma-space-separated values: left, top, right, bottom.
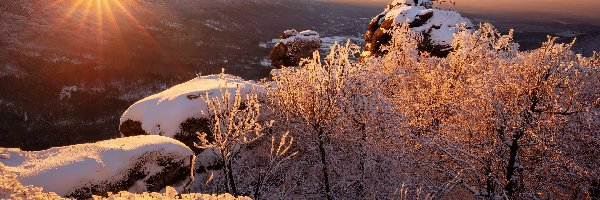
357, 122, 367, 198
254, 174, 263, 200
505, 130, 523, 198
227, 159, 238, 196
317, 126, 333, 200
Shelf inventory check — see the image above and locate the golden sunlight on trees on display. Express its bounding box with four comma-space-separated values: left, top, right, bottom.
378, 22, 600, 199
260, 22, 598, 199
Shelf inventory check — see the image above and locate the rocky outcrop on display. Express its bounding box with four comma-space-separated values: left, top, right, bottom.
363, 0, 473, 58
270, 29, 322, 68
119, 74, 263, 154
0, 135, 195, 199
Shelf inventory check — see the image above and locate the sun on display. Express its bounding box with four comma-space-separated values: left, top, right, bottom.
50, 0, 155, 35
56, 0, 143, 29
47, 0, 160, 57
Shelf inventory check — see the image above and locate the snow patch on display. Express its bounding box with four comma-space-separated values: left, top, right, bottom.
48, 55, 82, 65
59, 85, 79, 100
0, 63, 27, 78
260, 57, 271, 66
204, 19, 224, 32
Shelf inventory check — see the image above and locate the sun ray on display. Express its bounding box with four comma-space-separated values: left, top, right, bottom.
51, 0, 86, 30
102, 0, 130, 54
76, 0, 94, 32
95, 0, 105, 64
102, 0, 120, 34
34, 0, 165, 66
109, 0, 161, 47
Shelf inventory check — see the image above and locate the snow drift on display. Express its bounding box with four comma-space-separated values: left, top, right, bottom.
363, 0, 473, 57
0, 135, 195, 199
119, 74, 263, 153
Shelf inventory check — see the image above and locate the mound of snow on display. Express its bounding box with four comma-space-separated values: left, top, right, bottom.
119, 74, 263, 153
0, 135, 195, 199
363, 1, 473, 57
120, 74, 262, 138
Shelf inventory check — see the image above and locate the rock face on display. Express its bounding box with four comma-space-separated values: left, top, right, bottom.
119, 74, 263, 154
363, 0, 473, 58
0, 135, 195, 199
270, 29, 322, 68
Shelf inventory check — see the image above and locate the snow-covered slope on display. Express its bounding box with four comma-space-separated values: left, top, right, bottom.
363, 0, 473, 57
0, 135, 195, 199
119, 74, 263, 146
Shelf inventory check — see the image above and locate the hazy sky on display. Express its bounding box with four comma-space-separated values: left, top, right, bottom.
321, 0, 600, 23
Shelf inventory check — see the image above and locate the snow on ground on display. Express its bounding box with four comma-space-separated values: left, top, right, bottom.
1, 165, 65, 200
1, 164, 249, 200
320, 36, 363, 50
383, 1, 471, 48
0, 135, 194, 198
120, 74, 263, 138
96, 187, 252, 200
0, 63, 27, 78
260, 57, 271, 66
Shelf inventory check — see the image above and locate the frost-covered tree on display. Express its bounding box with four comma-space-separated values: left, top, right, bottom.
266, 42, 362, 200
252, 131, 298, 200
195, 85, 263, 196
376, 23, 600, 199
190, 22, 598, 200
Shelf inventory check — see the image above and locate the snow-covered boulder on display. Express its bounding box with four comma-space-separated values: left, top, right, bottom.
363, 0, 473, 58
0, 135, 195, 199
119, 74, 263, 153
270, 29, 322, 68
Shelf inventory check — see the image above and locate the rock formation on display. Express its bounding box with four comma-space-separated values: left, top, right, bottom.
270, 29, 322, 68
0, 135, 195, 199
363, 0, 473, 58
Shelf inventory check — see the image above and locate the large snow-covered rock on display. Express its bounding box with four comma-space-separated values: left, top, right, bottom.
0, 135, 195, 199
270, 29, 322, 68
119, 74, 263, 153
363, 0, 473, 58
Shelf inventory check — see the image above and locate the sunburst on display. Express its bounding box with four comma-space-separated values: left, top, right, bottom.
46, 0, 161, 59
